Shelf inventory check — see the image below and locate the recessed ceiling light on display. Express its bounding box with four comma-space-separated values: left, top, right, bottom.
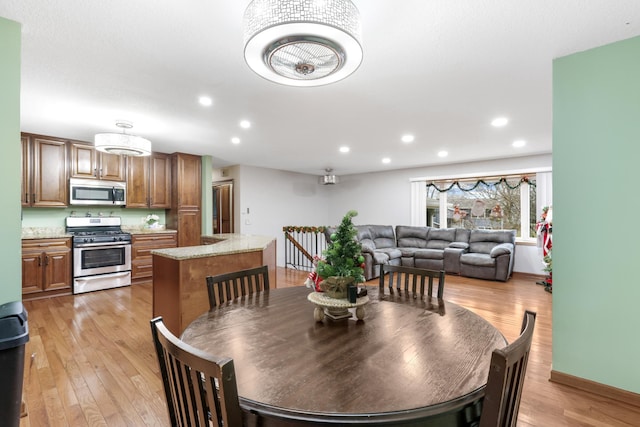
512, 139, 526, 148
231, 137, 241, 144
437, 150, 448, 158
382, 157, 391, 164
491, 117, 508, 127
198, 96, 213, 107
339, 146, 350, 153
240, 120, 251, 129
401, 134, 415, 143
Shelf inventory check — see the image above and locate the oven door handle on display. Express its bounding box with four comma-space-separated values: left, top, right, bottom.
74, 242, 130, 249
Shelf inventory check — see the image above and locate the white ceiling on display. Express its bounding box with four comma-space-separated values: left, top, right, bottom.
2, 1, 639, 176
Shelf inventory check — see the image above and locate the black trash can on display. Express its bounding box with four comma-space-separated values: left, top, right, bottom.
0, 301, 29, 427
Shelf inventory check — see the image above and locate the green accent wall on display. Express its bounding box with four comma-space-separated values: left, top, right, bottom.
0, 17, 22, 304
21, 208, 166, 228
553, 36, 640, 393
201, 156, 213, 235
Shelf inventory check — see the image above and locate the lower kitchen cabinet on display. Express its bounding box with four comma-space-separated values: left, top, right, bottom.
131, 232, 178, 283
22, 238, 72, 299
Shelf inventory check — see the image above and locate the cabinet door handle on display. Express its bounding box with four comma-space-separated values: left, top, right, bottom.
25, 193, 29, 203
99, 168, 103, 177
32, 193, 36, 203
37, 256, 41, 267
44, 255, 49, 266
94, 168, 98, 177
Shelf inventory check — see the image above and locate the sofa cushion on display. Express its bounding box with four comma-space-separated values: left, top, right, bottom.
355, 225, 376, 252
426, 228, 457, 249
377, 247, 402, 259
414, 248, 445, 260
455, 228, 471, 243
396, 226, 429, 248
369, 225, 396, 249
468, 230, 516, 254
399, 247, 420, 257
356, 225, 372, 241
460, 253, 495, 267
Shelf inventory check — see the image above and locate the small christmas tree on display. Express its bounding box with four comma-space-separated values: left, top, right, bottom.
317, 210, 365, 284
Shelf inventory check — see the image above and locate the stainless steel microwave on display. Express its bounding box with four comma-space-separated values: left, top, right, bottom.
69, 178, 126, 206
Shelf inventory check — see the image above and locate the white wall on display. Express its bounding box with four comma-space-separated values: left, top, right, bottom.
219, 154, 552, 274
231, 165, 331, 266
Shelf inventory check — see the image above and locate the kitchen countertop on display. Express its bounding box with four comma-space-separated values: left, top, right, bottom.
22, 226, 177, 239
152, 234, 275, 260
123, 226, 177, 235
22, 227, 70, 240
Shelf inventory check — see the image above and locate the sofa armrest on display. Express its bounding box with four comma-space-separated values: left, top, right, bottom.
490, 243, 513, 258
360, 241, 376, 254
449, 242, 469, 250
444, 247, 466, 274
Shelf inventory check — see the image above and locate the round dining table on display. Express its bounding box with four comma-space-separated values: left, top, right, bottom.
181, 286, 506, 427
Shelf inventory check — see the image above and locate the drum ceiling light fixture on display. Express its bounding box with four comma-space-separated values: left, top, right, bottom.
94, 120, 152, 157
243, 0, 363, 87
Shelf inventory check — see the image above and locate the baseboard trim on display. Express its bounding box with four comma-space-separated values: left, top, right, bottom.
550, 370, 640, 408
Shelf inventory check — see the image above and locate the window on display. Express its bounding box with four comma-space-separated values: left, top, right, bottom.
415, 172, 550, 241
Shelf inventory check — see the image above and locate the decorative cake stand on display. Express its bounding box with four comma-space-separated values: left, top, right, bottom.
307, 292, 370, 321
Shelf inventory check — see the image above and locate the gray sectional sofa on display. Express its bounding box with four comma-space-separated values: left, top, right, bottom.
326, 225, 516, 282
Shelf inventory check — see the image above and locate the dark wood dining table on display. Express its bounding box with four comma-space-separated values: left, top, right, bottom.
181, 286, 506, 426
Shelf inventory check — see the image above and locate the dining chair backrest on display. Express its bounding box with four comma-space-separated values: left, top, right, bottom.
150, 316, 243, 427
206, 265, 270, 309
379, 264, 446, 299
479, 310, 537, 427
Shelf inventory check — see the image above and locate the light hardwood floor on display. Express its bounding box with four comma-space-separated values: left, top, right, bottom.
19, 268, 640, 427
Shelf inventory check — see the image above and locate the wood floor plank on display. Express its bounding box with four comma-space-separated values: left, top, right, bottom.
18, 268, 640, 427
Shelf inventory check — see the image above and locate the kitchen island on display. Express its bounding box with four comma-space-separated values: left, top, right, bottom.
151, 234, 276, 335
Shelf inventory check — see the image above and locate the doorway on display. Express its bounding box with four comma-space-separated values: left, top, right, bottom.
212, 182, 234, 234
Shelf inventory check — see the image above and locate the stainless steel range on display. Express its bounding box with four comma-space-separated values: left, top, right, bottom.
66, 216, 132, 294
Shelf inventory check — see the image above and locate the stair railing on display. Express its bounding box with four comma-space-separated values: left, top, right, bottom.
283, 226, 328, 271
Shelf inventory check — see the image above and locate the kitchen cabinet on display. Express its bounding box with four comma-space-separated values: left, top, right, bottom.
126, 152, 172, 208
69, 141, 127, 181
167, 153, 202, 247
22, 238, 72, 299
172, 209, 201, 247
131, 232, 177, 283
21, 134, 68, 207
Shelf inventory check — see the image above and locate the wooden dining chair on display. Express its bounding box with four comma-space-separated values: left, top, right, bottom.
379, 264, 446, 299
206, 265, 270, 309
150, 316, 243, 427
479, 310, 537, 427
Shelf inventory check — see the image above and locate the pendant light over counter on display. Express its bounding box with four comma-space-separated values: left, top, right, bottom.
94, 120, 152, 157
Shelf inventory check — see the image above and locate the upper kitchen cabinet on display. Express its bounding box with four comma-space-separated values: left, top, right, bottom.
171, 152, 201, 210
126, 152, 172, 208
21, 134, 68, 207
69, 141, 126, 181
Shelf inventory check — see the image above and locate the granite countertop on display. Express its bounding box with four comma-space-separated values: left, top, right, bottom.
152, 234, 275, 260
22, 226, 177, 239
22, 227, 70, 239
123, 226, 177, 235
